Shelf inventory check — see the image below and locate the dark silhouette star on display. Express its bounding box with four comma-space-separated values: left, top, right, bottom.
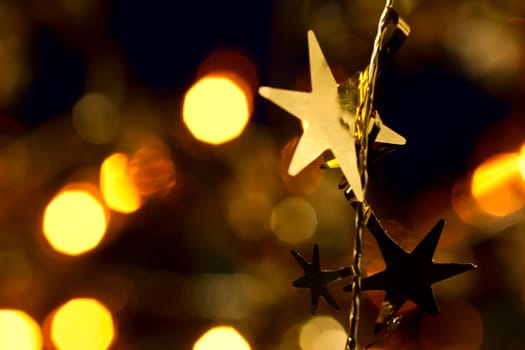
292, 244, 351, 315
343, 217, 477, 332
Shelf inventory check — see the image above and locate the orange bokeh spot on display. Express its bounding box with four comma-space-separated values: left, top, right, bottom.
43, 184, 108, 255
129, 138, 176, 197
519, 143, 525, 182
470, 152, 525, 217
100, 153, 142, 213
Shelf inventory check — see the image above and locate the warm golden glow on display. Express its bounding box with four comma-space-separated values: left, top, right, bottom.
73, 93, 120, 144
43, 188, 108, 255
51, 298, 115, 350
519, 143, 525, 181
0, 310, 42, 350
227, 193, 272, 241
271, 197, 317, 244
419, 300, 483, 350
129, 138, 176, 197
194, 326, 251, 350
183, 76, 250, 145
299, 316, 346, 350
100, 153, 142, 213
471, 153, 524, 217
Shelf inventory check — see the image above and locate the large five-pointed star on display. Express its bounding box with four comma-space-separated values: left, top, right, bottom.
344, 218, 477, 331
292, 244, 351, 315
259, 30, 405, 201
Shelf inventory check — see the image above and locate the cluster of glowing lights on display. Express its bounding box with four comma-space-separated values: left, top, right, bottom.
100, 153, 142, 213
50, 298, 115, 350
43, 187, 108, 255
194, 326, 251, 350
183, 76, 250, 145
0, 310, 42, 350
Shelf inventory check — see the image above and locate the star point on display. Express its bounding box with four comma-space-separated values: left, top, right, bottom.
344, 218, 477, 331
291, 244, 351, 315
259, 30, 406, 201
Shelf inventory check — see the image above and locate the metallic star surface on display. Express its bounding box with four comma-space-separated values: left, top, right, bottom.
344, 218, 477, 331
292, 244, 351, 315
259, 30, 405, 201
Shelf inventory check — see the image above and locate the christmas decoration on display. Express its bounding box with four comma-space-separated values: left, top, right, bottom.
259, 1, 478, 349
341, 186, 477, 332
291, 244, 351, 315
356, 217, 476, 332
258, 29, 405, 202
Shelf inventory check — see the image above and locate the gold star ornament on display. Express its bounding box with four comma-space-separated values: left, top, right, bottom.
259, 30, 405, 201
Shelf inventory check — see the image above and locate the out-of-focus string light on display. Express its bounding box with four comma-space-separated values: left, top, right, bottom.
470, 152, 524, 217
193, 326, 251, 350
73, 93, 120, 144
271, 197, 317, 244
0, 309, 42, 350
43, 185, 108, 255
183, 76, 250, 145
50, 298, 115, 350
195, 50, 257, 116
100, 153, 142, 213
519, 143, 525, 182
453, 143, 525, 228
299, 316, 346, 350
129, 137, 176, 197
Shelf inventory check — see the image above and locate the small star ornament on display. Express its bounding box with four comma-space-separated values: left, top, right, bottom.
291, 244, 351, 315
259, 30, 405, 201
344, 218, 477, 332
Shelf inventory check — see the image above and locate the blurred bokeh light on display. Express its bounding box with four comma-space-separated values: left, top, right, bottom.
0, 0, 523, 349
50, 298, 115, 350
299, 315, 347, 350
195, 50, 257, 114
73, 93, 120, 144
227, 192, 272, 241
100, 152, 142, 213
43, 186, 108, 255
0, 309, 42, 350
471, 152, 524, 217
519, 143, 525, 181
193, 326, 251, 350
271, 196, 317, 244
128, 137, 176, 197
182, 76, 250, 145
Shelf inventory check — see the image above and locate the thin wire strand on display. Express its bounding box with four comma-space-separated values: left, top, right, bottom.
345, 1, 394, 349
